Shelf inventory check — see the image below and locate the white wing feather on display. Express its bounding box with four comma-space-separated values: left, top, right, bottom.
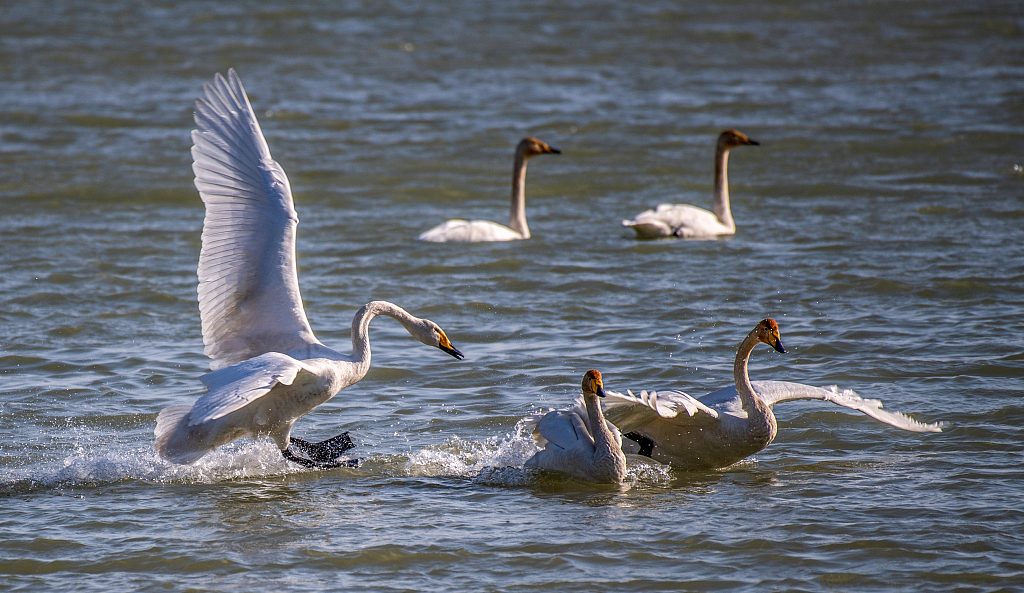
189, 352, 309, 425
192, 69, 320, 371
602, 389, 719, 432
751, 380, 943, 433
524, 394, 622, 449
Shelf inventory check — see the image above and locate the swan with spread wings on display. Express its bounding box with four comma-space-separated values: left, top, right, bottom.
603, 319, 942, 470
155, 70, 464, 469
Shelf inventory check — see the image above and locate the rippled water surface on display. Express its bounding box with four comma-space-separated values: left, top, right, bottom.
2, 1, 1023, 591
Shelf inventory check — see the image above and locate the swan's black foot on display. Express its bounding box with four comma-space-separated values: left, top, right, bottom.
289, 432, 356, 463
281, 446, 359, 469
281, 432, 358, 469
625, 431, 655, 458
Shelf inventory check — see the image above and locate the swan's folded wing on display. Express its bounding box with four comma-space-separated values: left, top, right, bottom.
192, 69, 321, 371
754, 380, 943, 433
190, 352, 313, 425
603, 389, 719, 432
528, 409, 594, 450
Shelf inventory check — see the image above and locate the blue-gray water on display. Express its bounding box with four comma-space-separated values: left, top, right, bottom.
2, 1, 1023, 591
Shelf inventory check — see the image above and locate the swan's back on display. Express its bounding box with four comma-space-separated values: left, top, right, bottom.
418, 219, 523, 243
623, 203, 729, 239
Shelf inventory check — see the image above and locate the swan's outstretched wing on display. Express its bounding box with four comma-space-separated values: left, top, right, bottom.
189, 352, 318, 425
192, 69, 321, 371
602, 389, 719, 432
750, 380, 943, 433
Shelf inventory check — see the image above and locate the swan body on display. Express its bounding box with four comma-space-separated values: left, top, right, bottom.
524, 370, 626, 484
418, 137, 560, 242
155, 70, 464, 467
623, 129, 758, 239
603, 320, 941, 470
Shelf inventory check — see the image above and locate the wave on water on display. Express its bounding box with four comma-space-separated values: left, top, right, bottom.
403, 419, 674, 488
0, 419, 673, 496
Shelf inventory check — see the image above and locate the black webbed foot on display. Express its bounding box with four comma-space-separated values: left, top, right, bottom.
289, 432, 356, 463
281, 446, 359, 469
624, 431, 655, 458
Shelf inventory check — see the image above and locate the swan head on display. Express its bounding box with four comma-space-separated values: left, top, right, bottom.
414, 319, 465, 360
718, 129, 759, 149
517, 137, 561, 158
582, 369, 607, 398
756, 319, 786, 354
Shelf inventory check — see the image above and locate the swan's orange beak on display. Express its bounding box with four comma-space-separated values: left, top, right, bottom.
547, 145, 561, 154
747, 138, 760, 146
771, 335, 785, 354
438, 332, 465, 360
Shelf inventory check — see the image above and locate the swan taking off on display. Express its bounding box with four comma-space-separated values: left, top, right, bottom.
524, 370, 627, 484
603, 320, 941, 471
623, 129, 759, 239
418, 137, 560, 242
155, 70, 464, 469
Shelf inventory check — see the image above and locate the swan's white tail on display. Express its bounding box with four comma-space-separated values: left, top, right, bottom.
154, 405, 209, 465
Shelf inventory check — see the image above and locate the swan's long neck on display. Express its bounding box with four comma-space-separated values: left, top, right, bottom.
733, 329, 776, 442
584, 392, 617, 457
713, 145, 735, 232
508, 150, 530, 239
350, 300, 421, 376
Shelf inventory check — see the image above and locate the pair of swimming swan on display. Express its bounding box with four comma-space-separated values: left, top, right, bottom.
524, 320, 941, 483
155, 70, 464, 469
419, 129, 758, 243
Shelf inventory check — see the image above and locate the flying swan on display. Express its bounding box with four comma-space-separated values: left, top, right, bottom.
602, 319, 942, 470
623, 129, 759, 239
155, 70, 465, 469
523, 370, 627, 484
418, 137, 560, 242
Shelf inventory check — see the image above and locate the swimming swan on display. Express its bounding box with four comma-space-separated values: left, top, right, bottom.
602, 319, 942, 470
524, 370, 627, 484
155, 70, 464, 469
418, 137, 560, 242
623, 129, 758, 239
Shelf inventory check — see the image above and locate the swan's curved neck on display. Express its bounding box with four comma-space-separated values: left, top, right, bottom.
733, 330, 770, 418
508, 151, 530, 239
584, 392, 616, 453
713, 145, 735, 231
350, 301, 420, 373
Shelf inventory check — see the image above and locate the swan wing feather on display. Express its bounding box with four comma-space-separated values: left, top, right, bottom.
753, 380, 943, 433
190, 352, 311, 425
603, 389, 719, 432
192, 69, 320, 371
530, 409, 594, 450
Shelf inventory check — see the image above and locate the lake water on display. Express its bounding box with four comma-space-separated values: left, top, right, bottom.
2, 1, 1023, 591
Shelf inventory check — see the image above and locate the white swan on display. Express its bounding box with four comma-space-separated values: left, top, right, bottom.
418, 137, 560, 242
623, 129, 759, 239
523, 370, 627, 484
602, 319, 942, 471
154, 70, 464, 468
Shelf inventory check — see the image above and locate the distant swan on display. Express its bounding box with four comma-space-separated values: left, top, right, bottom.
155, 70, 464, 469
623, 129, 759, 239
602, 319, 942, 470
524, 370, 627, 484
418, 137, 560, 242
